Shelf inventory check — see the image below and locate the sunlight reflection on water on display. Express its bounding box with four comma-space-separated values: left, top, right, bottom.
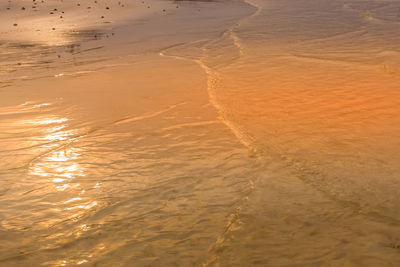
26, 114, 98, 217
28, 115, 83, 180
24, 112, 103, 266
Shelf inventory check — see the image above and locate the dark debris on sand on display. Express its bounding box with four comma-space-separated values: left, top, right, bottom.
6, 0, 174, 28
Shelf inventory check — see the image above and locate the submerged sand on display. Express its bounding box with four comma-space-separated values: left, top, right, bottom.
1, 0, 400, 266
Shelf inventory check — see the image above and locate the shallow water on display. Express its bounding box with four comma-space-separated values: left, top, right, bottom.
0, 58, 261, 266
1, 0, 400, 266
188, 0, 400, 265
0, 84, 257, 266
1, 1, 259, 266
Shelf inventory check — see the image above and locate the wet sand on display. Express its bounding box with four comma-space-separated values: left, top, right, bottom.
1, 0, 258, 266
2, 0, 400, 266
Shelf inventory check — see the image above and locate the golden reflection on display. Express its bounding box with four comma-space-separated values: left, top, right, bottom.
28, 114, 85, 191
43, 129, 76, 141
36, 118, 69, 125
47, 149, 78, 162
80, 224, 90, 231
27, 112, 102, 259
30, 148, 84, 181
63, 197, 82, 204
21, 102, 51, 110
65, 201, 98, 211
55, 184, 70, 192
21, 116, 69, 125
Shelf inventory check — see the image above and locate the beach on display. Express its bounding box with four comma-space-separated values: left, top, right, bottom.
1, 0, 400, 266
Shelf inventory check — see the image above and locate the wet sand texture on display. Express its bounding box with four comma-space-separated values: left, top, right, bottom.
1, 0, 400, 266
